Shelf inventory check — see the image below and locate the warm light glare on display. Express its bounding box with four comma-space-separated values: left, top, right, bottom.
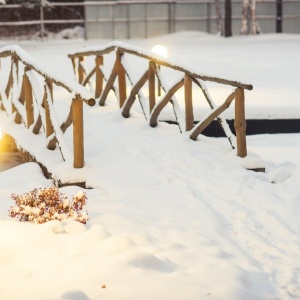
151, 45, 168, 58
0, 128, 2, 140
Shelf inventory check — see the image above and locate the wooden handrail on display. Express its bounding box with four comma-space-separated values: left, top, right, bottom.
235, 88, 247, 157
68, 41, 252, 158
0, 46, 96, 106
68, 42, 253, 91
0, 45, 96, 169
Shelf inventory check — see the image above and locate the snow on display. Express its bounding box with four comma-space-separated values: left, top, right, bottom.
0, 31, 300, 299
68, 40, 253, 88
0, 45, 94, 101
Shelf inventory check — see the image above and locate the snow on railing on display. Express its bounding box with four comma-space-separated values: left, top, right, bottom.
0, 45, 95, 169
68, 41, 253, 158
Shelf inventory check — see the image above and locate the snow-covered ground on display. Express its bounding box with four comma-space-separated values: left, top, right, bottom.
0, 32, 300, 299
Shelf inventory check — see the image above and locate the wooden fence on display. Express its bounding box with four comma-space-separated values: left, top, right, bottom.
1, 1, 300, 39
0, 46, 95, 170
68, 42, 253, 158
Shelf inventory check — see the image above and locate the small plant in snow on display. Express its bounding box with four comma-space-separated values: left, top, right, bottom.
8, 187, 88, 224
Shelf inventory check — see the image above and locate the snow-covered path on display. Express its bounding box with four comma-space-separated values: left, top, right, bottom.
0, 32, 299, 299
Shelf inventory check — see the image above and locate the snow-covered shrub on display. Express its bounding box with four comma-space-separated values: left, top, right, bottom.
8, 187, 88, 224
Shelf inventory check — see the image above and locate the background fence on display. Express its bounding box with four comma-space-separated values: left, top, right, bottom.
0, 1, 84, 38
0, 0, 300, 39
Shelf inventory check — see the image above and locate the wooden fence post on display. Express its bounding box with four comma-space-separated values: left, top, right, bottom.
14, 77, 23, 124
116, 50, 126, 107
24, 72, 34, 128
44, 82, 55, 150
12, 56, 22, 124
234, 88, 247, 157
95, 55, 103, 98
184, 74, 194, 131
148, 61, 156, 113
5, 64, 13, 98
157, 65, 161, 97
78, 56, 85, 84
72, 97, 84, 168
48, 79, 53, 100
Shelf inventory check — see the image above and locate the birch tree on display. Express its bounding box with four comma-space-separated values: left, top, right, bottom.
215, 0, 223, 35
241, 0, 261, 35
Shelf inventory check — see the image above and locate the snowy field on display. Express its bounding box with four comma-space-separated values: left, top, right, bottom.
0, 32, 300, 299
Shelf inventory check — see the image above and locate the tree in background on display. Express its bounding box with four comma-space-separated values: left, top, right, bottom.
215, 0, 223, 36
241, 0, 261, 34
276, 0, 283, 33
224, 0, 232, 37
0, 0, 84, 38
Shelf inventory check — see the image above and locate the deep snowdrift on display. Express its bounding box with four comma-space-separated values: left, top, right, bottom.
0, 32, 299, 299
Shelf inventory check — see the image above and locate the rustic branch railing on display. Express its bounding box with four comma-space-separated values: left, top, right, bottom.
0, 45, 95, 169
68, 42, 253, 158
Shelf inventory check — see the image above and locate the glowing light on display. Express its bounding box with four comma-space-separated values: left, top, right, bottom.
151, 45, 168, 58
0, 128, 2, 140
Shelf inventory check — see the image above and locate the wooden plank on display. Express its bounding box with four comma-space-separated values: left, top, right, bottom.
95, 56, 103, 98
48, 79, 53, 102
61, 105, 73, 133
13, 78, 24, 124
78, 56, 84, 84
192, 77, 235, 149
12, 105, 22, 124
155, 67, 183, 133
32, 115, 42, 134
43, 84, 55, 149
190, 91, 236, 141
116, 50, 127, 108
71, 57, 76, 75
148, 61, 156, 113
99, 61, 118, 106
234, 88, 247, 157
157, 65, 162, 97
150, 78, 184, 127
184, 74, 194, 131
82, 65, 96, 87
72, 97, 84, 168
5, 67, 13, 98
24, 72, 34, 128
45, 80, 57, 150
122, 70, 149, 118
11, 56, 22, 123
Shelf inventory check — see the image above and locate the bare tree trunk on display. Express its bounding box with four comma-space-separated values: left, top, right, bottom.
215, 0, 223, 35
276, 0, 283, 33
224, 0, 232, 37
251, 0, 261, 34
241, 0, 260, 35
241, 0, 250, 34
